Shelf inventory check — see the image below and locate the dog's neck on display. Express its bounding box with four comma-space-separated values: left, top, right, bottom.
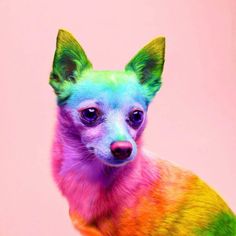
52, 118, 158, 222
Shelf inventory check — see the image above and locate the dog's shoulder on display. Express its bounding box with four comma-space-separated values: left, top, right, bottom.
152, 157, 233, 215
148, 158, 236, 235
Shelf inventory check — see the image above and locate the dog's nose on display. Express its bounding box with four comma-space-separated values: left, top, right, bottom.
110, 141, 132, 160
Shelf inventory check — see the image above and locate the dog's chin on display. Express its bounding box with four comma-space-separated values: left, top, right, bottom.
96, 155, 135, 167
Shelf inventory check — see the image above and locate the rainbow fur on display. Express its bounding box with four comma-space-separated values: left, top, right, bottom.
50, 30, 236, 235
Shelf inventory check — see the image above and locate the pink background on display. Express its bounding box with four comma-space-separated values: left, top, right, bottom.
0, 0, 235, 235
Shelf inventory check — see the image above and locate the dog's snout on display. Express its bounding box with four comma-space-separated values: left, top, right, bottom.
110, 141, 132, 160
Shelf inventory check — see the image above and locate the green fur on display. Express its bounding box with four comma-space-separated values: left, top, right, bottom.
50, 30, 165, 103
196, 211, 236, 235
125, 37, 165, 102
50, 29, 92, 100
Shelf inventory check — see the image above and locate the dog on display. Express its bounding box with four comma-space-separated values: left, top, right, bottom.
49, 29, 236, 235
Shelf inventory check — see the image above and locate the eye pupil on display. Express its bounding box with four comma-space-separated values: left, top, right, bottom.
133, 111, 142, 121
81, 108, 100, 125
128, 110, 144, 128
85, 108, 96, 118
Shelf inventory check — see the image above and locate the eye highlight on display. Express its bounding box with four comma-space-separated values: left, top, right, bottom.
127, 110, 144, 129
80, 107, 102, 126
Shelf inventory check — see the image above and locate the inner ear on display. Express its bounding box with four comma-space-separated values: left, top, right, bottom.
141, 58, 157, 84
59, 56, 77, 82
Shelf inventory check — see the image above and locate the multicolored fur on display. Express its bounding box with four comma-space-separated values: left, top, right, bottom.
50, 29, 236, 235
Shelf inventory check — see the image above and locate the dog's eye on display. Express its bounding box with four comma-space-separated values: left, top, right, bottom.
127, 110, 144, 129
80, 108, 101, 126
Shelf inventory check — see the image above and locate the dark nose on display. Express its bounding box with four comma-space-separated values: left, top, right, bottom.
110, 141, 133, 160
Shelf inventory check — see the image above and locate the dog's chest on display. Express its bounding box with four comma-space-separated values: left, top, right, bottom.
67, 175, 131, 223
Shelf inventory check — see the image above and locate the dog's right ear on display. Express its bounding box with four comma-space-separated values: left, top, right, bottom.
50, 29, 92, 101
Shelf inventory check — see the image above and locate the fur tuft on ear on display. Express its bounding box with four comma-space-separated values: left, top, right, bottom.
50, 29, 92, 101
125, 37, 165, 103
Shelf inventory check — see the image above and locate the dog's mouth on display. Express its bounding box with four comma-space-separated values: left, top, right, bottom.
87, 146, 95, 152
97, 155, 135, 167
87, 148, 134, 167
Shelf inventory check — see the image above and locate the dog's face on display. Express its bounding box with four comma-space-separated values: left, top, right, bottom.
50, 30, 165, 167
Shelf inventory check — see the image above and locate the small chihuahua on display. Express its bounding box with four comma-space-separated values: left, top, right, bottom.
50, 30, 236, 235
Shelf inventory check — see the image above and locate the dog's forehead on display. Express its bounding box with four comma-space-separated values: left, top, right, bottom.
79, 70, 138, 89
67, 70, 147, 109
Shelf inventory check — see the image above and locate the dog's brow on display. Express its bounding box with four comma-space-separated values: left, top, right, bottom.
78, 100, 103, 108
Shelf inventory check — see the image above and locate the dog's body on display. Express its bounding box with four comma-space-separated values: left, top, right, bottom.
50, 30, 236, 235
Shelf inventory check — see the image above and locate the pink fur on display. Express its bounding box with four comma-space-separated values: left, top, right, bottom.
52, 113, 159, 221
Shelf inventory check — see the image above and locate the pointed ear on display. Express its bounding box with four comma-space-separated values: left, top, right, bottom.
125, 37, 165, 103
50, 29, 92, 101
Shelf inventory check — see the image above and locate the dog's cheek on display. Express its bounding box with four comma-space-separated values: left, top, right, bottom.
80, 126, 104, 144
128, 128, 137, 140
135, 117, 147, 140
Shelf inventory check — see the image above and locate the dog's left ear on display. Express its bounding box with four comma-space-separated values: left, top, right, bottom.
50, 29, 92, 101
125, 37, 165, 103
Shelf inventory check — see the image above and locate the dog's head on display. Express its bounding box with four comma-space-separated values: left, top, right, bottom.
50, 30, 165, 167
